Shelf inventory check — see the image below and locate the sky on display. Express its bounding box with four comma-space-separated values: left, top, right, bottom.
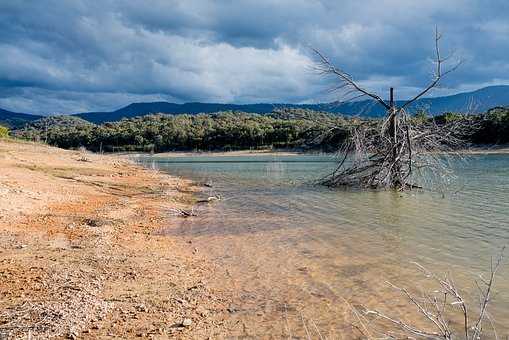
1, 0, 508, 115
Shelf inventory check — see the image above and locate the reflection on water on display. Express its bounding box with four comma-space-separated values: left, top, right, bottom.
136, 154, 509, 337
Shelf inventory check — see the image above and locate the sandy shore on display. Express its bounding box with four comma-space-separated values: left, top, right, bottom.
0, 139, 230, 339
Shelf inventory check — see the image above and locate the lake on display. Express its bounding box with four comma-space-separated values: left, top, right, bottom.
135, 153, 509, 338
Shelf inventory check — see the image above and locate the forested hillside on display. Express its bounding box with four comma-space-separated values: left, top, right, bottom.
16, 109, 352, 152
14, 107, 509, 152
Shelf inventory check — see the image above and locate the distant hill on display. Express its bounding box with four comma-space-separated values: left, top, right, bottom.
0, 108, 42, 129
400, 85, 509, 115
23, 115, 95, 130
1, 85, 508, 126
76, 102, 282, 123
74, 101, 367, 123
74, 86, 509, 123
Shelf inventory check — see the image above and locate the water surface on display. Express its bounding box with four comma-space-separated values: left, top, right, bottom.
137, 154, 509, 338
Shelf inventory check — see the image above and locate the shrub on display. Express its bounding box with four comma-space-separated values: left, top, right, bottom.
0, 125, 9, 138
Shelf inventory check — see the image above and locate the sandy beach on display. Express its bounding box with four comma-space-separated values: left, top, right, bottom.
0, 139, 231, 339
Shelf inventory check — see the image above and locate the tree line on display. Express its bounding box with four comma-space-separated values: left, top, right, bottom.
12, 107, 509, 152
14, 109, 351, 152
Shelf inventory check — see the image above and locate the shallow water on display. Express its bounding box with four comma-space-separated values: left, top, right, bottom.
136, 154, 509, 338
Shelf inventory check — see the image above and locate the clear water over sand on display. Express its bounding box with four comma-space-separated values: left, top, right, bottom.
136, 154, 509, 338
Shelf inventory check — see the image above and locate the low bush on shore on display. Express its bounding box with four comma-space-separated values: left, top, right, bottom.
0, 125, 9, 138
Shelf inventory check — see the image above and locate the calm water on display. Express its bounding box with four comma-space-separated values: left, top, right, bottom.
136, 154, 509, 338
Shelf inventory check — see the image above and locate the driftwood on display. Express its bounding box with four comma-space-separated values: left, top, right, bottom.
196, 194, 221, 204
314, 28, 474, 191
169, 207, 196, 217
319, 113, 477, 190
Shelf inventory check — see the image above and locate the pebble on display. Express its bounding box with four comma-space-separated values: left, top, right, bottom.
136, 304, 148, 312
182, 318, 192, 327
196, 306, 208, 317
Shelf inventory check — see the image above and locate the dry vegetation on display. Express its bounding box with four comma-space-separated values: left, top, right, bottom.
314, 29, 478, 191
351, 251, 505, 339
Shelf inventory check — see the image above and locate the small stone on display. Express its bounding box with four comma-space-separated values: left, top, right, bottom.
136, 304, 148, 312
16, 244, 27, 249
182, 318, 192, 327
196, 306, 208, 317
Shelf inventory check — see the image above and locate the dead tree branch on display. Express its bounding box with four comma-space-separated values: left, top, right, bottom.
312, 48, 390, 110
314, 29, 469, 190
361, 247, 505, 339
401, 27, 463, 111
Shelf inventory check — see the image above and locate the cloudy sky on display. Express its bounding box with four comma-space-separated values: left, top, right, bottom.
1, 1, 508, 114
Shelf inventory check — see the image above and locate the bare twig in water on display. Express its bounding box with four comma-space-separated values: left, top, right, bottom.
360, 247, 505, 339
299, 312, 312, 340
169, 207, 196, 217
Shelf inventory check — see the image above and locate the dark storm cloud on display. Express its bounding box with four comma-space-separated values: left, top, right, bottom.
0, 0, 508, 114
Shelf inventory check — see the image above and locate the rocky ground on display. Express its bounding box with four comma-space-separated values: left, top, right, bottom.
0, 139, 231, 339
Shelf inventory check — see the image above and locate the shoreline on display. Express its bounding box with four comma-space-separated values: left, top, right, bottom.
128, 149, 318, 158
0, 139, 230, 339
121, 144, 509, 158
459, 145, 509, 154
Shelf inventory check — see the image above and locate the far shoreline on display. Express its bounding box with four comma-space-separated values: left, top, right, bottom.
122, 148, 334, 158
118, 144, 509, 158
459, 145, 509, 154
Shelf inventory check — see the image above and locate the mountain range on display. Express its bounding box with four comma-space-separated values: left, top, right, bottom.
1, 85, 508, 127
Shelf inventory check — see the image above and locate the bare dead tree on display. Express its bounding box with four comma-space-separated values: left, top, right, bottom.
314, 28, 474, 190
353, 247, 505, 339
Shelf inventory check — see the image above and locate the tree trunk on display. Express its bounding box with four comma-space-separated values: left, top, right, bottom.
387, 88, 399, 187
